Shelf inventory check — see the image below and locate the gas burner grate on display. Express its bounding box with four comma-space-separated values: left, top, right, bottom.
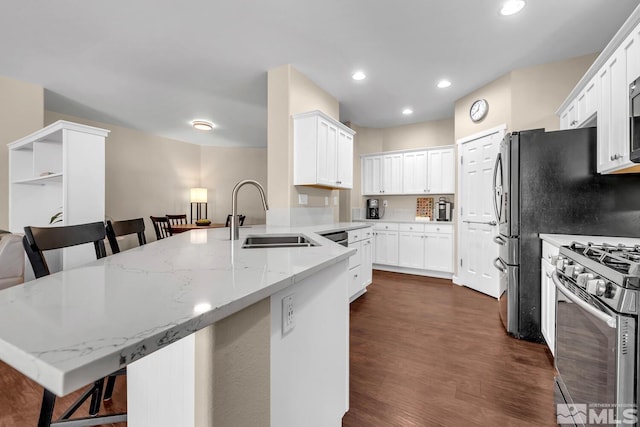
568, 241, 640, 277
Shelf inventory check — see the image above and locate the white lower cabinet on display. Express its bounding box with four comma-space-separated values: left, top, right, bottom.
373, 222, 453, 275
348, 227, 373, 301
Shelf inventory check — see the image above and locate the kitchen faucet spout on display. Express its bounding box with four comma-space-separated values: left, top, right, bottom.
231, 180, 268, 240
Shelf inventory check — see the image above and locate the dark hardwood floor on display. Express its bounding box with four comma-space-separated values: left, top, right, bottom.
0, 364, 127, 426
343, 270, 557, 427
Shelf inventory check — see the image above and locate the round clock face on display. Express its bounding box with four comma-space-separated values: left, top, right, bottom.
470, 99, 488, 122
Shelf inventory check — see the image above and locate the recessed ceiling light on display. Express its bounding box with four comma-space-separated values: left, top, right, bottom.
500, 0, 525, 16
352, 71, 366, 81
191, 120, 215, 131
437, 80, 452, 88
402, 108, 413, 115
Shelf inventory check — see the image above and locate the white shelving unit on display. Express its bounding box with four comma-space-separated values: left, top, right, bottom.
8, 120, 109, 278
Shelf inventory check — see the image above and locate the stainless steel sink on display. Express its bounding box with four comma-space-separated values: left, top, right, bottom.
242, 234, 318, 249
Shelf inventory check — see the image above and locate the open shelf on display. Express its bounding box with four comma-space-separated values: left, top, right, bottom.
12, 173, 63, 185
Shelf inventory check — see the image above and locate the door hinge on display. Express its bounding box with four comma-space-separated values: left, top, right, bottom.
460, 258, 463, 267
460, 156, 463, 165
460, 206, 463, 215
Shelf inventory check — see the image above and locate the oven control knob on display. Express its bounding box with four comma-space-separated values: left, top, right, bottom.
586, 279, 606, 296
576, 273, 594, 287
573, 265, 585, 275
555, 256, 566, 271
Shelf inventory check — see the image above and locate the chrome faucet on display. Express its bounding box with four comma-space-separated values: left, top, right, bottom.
231, 179, 269, 240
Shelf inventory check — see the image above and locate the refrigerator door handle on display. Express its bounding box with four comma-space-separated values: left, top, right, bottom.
492, 153, 503, 223
493, 235, 506, 246
493, 257, 507, 273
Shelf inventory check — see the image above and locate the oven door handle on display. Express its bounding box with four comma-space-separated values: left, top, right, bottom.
552, 271, 617, 328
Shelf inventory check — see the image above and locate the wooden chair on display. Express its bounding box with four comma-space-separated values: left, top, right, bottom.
150, 215, 172, 240
166, 214, 187, 226
105, 218, 146, 254
225, 214, 246, 227
22, 222, 127, 426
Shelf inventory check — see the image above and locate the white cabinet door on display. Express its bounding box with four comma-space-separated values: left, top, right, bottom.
362, 156, 383, 195
360, 238, 373, 287
348, 241, 362, 270
316, 118, 338, 187
402, 151, 428, 194
577, 77, 598, 125
598, 43, 633, 173
398, 232, 424, 269
382, 154, 403, 194
541, 258, 556, 356
374, 231, 399, 265
337, 129, 353, 189
424, 233, 453, 272
427, 148, 455, 194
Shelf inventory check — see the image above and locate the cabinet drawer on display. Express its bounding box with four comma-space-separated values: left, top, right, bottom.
373, 222, 399, 231
542, 241, 560, 264
423, 223, 453, 234
348, 229, 362, 244
398, 223, 425, 233
360, 227, 374, 240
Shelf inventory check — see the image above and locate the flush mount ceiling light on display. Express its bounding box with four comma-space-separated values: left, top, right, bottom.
352, 71, 366, 81
437, 79, 452, 88
500, 0, 525, 16
402, 108, 413, 115
191, 120, 215, 131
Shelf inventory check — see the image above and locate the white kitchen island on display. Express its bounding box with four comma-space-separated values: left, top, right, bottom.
0, 223, 368, 426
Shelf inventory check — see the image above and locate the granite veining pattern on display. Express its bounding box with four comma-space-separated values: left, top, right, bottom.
0, 223, 364, 396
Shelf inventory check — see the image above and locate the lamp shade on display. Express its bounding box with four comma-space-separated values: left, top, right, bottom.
190, 188, 208, 203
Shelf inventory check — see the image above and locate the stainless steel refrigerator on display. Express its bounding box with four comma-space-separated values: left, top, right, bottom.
493, 127, 640, 341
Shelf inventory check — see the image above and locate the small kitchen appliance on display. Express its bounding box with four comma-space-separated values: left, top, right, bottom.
436, 197, 453, 221
553, 241, 640, 426
366, 199, 380, 219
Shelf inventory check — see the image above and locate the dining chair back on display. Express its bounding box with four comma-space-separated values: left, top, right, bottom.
106, 218, 146, 254
225, 214, 246, 227
150, 215, 172, 240
166, 214, 188, 226
23, 222, 106, 279
22, 221, 126, 426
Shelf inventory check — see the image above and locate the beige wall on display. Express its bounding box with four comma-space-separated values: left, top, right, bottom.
267, 65, 342, 224
511, 53, 598, 131
454, 73, 512, 140
200, 146, 267, 225
0, 77, 44, 230
46, 111, 201, 244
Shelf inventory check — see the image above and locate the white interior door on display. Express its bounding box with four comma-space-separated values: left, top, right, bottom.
457, 127, 503, 298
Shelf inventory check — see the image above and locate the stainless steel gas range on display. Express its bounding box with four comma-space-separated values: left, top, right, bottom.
553, 242, 639, 426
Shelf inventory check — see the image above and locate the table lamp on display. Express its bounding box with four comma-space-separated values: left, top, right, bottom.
190, 188, 208, 223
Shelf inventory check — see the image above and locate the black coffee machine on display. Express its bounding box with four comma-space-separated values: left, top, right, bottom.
366, 199, 380, 219
437, 197, 453, 221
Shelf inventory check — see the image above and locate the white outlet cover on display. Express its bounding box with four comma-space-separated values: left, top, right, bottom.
325, 196, 329, 206
282, 294, 295, 335
298, 194, 308, 205
334, 196, 338, 206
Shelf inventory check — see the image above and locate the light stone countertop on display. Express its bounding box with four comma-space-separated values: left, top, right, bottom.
358, 219, 455, 225
540, 233, 640, 247
0, 222, 366, 396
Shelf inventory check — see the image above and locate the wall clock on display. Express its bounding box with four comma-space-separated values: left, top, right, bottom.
470, 99, 488, 122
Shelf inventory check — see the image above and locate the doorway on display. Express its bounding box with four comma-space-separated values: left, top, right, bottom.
456, 126, 505, 298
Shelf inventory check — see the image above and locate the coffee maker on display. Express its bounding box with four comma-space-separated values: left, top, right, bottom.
437, 197, 453, 221
366, 199, 380, 219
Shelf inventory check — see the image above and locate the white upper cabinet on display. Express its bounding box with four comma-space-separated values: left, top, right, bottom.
557, 7, 640, 174
402, 151, 428, 194
427, 148, 455, 194
293, 110, 355, 189
363, 146, 454, 196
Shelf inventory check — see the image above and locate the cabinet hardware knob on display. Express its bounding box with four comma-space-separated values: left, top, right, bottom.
354, 274, 358, 278
570, 120, 577, 126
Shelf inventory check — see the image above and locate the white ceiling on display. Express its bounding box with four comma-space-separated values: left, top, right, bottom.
1, 0, 638, 147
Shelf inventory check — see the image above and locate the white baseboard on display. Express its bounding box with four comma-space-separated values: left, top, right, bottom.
452, 275, 463, 286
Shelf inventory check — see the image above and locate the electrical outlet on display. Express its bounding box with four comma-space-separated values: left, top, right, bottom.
298, 194, 308, 205
334, 196, 339, 206
325, 196, 329, 206
383, 199, 388, 207
282, 294, 295, 334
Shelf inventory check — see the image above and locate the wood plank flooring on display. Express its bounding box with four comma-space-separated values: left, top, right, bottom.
0, 363, 127, 426
343, 270, 557, 427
